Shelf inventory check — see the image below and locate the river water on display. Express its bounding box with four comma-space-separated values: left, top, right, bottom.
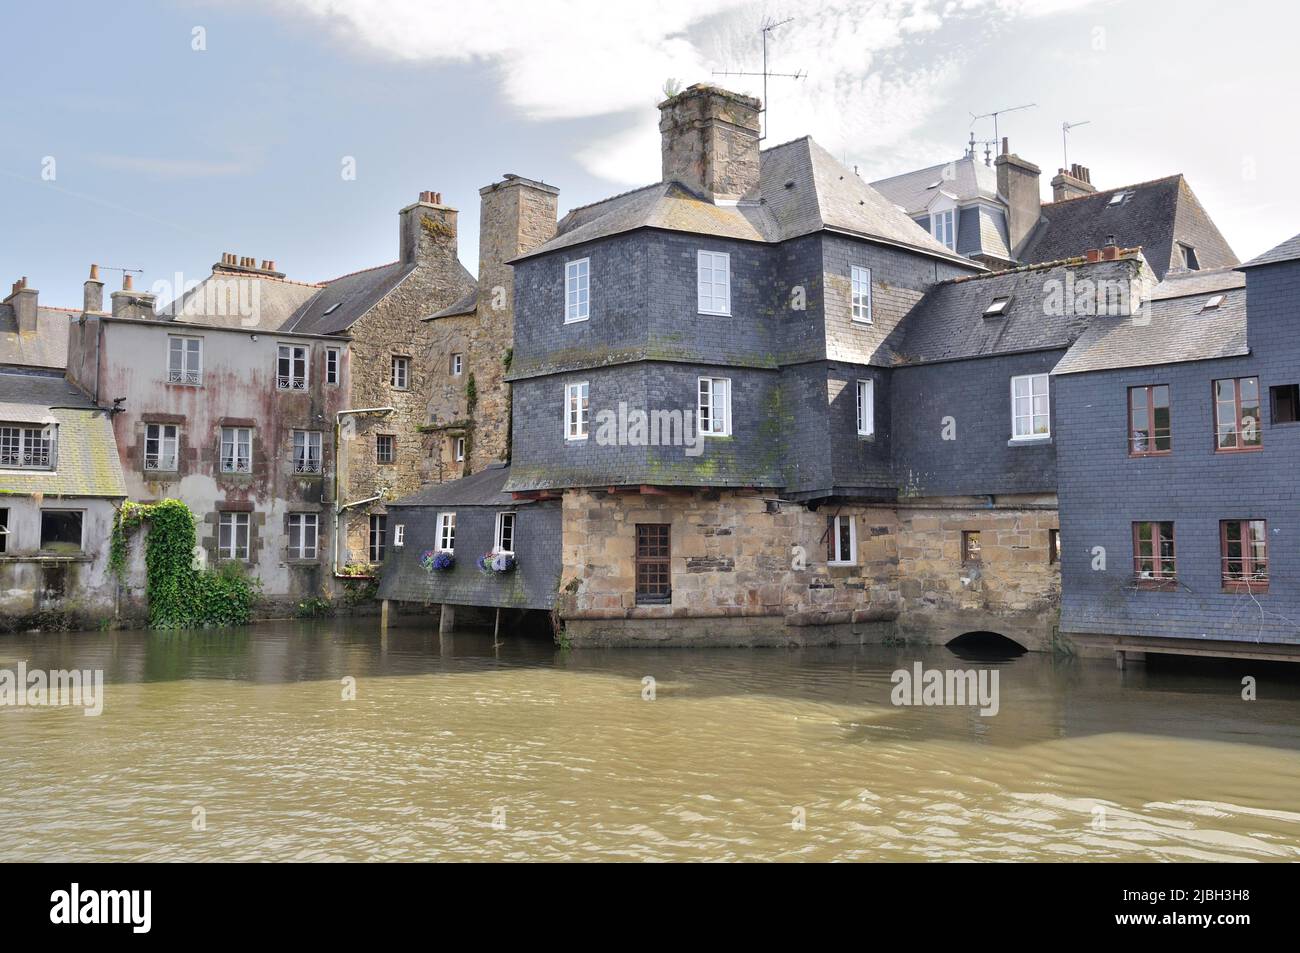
2, 621, 1298, 862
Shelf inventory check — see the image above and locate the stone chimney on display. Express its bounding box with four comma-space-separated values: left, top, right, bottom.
995, 138, 1042, 256
659, 84, 762, 202
5, 277, 38, 334
84, 263, 104, 314
477, 174, 559, 316
1051, 163, 1096, 202
110, 273, 157, 319
399, 191, 459, 266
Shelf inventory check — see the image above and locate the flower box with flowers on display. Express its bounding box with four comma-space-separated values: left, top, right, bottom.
420, 549, 455, 572
477, 552, 517, 574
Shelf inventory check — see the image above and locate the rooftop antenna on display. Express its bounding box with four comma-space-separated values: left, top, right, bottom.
712, 16, 806, 140
969, 103, 1037, 150
1062, 119, 1091, 169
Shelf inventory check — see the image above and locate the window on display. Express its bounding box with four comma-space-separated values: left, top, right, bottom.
391, 356, 410, 390
1270, 384, 1299, 425
0, 425, 52, 469
856, 380, 874, 437
984, 296, 1012, 317
1128, 385, 1171, 455
565, 382, 589, 440
292, 430, 322, 473
565, 258, 590, 323
697, 377, 731, 437
287, 513, 318, 560
635, 523, 671, 605
827, 515, 856, 565
495, 512, 516, 554
454, 436, 465, 462
39, 510, 83, 553
1132, 521, 1176, 587
962, 530, 981, 567
1214, 377, 1262, 451
1011, 374, 1050, 439
0, 508, 7, 553
1221, 519, 1267, 592
376, 434, 395, 464
850, 265, 872, 323
325, 348, 340, 385
1107, 190, 1130, 206
696, 250, 731, 315
276, 344, 308, 390
1049, 528, 1060, 565
144, 424, 179, 472
436, 512, 456, 553
451, 353, 463, 376
1179, 242, 1200, 270
1204, 294, 1225, 311
368, 514, 387, 563
931, 208, 955, 250
218, 512, 250, 560
220, 426, 252, 473
393, 524, 405, 548
167, 336, 202, 385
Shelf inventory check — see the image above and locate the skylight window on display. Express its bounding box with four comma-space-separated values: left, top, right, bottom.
322, 302, 341, 316
926, 179, 943, 189
984, 296, 1012, 317
1204, 293, 1226, 311
1107, 191, 1130, 206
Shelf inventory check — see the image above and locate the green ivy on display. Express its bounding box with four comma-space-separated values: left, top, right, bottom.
111, 499, 258, 629
465, 372, 478, 413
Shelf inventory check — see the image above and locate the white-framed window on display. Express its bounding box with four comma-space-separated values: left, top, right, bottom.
495, 512, 516, 554
393, 524, 405, 548
932, 208, 956, 250
565, 258, 590, 323
565, 382, 589, 440
856, 379, 874, 436
1011, 373, 1051, 440
276, 344, 308, 390
287, 513, 318, 560
292, 430, 322, 473
851, 265, 872, 323
167, 336, 202, 385
437, 512, 456, 552
218, 512, 250, 560
0, 425, 52, 469
391, 355, 410, 390
0, 507, 8, 553
220, 426, 251, 473
697, 377, 731, 437
454, 436, 465, 462
828, 514, 857, 566
697, 250, 731, 315
325, 347, 340, 385
451, 353, 463, 376
144, 423, 179, 471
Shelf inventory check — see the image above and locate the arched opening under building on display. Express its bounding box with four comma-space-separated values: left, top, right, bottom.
946, 630, 1029, 661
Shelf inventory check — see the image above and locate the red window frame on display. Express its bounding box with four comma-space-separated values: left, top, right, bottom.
1127, 385, 1171, 456
1220, 519, 1268, 592
1132, 521, 1176, 589
1213, 377, 1263, 452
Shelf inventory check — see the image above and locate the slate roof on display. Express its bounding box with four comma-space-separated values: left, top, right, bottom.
1052, 267, 1247, 376
1019, 175, 1238, 280
0, 305, 77, 369
895, 255, 1142, 365
164, 272, 323, 329
1239, 231, 1300, 270
0, 369, 127, 497
515, 137, 979, 269
389, 462, 534, 508
427, 286, 478, 320
870, 154, 1001, 215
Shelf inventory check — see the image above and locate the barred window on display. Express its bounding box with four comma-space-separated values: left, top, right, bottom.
635, 523, 671, 605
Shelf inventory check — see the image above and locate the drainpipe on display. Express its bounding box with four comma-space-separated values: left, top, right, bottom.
332, 406, 394, 577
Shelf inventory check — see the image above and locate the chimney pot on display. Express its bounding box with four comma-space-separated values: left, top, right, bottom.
89, 263, 100, 280
1001, 136, 1009, 156
1086, 248, 1102, 263
123, 274, 134, 291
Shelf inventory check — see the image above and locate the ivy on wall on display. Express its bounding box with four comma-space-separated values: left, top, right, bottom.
110, 499, 258, 629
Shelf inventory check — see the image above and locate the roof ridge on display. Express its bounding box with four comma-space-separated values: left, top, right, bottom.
209, 267, 324, 289
759, 134, 811, 154
944, 249, 1143, 285
1042, 173, 1183, 207
319, 260, 402, 284
560, 181, 665, 221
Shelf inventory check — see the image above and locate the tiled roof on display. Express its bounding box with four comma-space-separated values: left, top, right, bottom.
0, 305, 76, 369
1052, 268, 1247, 376
515, 137, 979, 269
0, 369, 126, 497
1239, 231, 1300, 269
389, 462, 531, 507
870, 154, 1001, 214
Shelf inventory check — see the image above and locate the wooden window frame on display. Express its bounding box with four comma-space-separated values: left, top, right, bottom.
1213, 376, 1263, 453
635, 523, 672, 605
1132, 521, 1177, 590
1220, 519, 1268, 593
1127, 384, 1171, 456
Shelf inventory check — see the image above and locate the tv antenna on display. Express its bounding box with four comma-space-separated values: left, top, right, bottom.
970, 103, 1037, 148
1062, 119, 1091, 169
712, 16, 806, 140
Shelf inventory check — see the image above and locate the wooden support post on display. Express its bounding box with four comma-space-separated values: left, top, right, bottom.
380, 599, 390, 632
1115, 649, 1126, 671
439, 603, 455, 635
493, 606, 502, 646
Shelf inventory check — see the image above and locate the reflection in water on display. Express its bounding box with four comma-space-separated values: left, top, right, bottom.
2, 620, 1299, 861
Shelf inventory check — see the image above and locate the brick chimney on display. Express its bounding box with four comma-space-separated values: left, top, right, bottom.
1051, 163, 1096, 202
84, 263, 104, 314
399, 191, 459, 266
659, 84, 762, 202
4, 277, 38, 334
213, 252, 285, 278
994, 137, 1042, 256
110, 272, 157, 319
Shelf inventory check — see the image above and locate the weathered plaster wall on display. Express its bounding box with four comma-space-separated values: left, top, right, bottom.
0, 497, 120, 623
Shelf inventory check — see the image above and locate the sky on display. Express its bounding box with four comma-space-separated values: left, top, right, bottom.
3, 0, 1296, 308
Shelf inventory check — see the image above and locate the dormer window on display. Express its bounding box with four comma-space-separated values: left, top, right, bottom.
1204, 293, 1226, 311
1179, 243, 1200, 270
931, 208, 956, 250
984, 296, 1012, 317
0, 423, 53, 469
